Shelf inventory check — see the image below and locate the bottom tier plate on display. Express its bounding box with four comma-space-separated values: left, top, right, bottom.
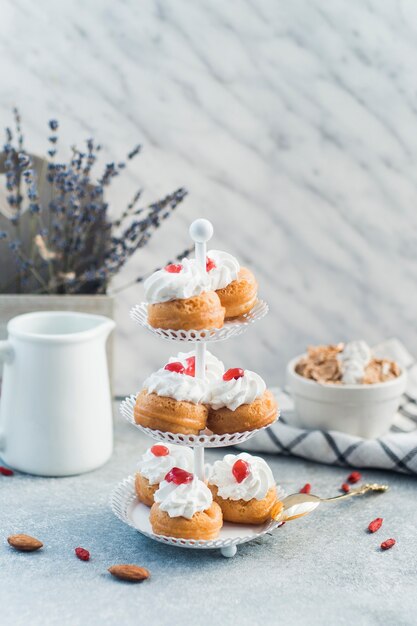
110, 475, 285, 557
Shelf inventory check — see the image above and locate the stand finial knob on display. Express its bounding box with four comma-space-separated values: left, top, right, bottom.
189, 219, 213, 243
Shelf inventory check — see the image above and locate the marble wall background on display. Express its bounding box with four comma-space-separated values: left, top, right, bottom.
1, 0, 417, 395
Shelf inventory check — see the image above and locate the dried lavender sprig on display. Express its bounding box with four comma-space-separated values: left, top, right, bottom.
112, 188, 143, 227
103, 188, 187, 278
1, 110, 189, 295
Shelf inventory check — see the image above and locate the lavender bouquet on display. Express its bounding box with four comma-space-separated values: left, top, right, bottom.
0, 109, 190, 295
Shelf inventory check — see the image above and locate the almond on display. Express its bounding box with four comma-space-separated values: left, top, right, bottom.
7, 534, 43, 552
108, 564, 150, 582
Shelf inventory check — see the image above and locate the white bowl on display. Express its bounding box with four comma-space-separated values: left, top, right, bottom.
286, 355, 407, 438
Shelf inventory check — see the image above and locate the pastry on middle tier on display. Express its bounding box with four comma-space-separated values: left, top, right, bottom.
144, 258, 225, 330
134, 350, 223, 434
208, 452, 278, 524
207, 367, 278, 434
150, 467, 223, 540
135, 443, 194, 507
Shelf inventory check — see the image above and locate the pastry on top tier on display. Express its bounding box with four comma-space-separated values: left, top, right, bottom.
208, 452, 278, 524
207, 368, 278, 434
144, 258, 225, 330
205, 250, 258, 319
134, 360, 211, 434
135, 443, 194, 507
150, 467, 223, 540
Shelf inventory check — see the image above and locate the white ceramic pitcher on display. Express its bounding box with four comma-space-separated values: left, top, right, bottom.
0, 311, 115, 476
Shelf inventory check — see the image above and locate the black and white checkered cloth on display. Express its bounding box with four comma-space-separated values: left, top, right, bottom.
238, 340, 417, 475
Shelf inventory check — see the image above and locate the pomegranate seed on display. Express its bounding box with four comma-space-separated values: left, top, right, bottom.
368, 518, 383, 533
165, 467, 194, 485
299, 483, 311, 494
206, 257, 217, 272
0, 466, 14, 476
341, 483, 350, 493
381, 538, 396, 550
184, 356, 195, 377
75, 547, 90, 561
232, 459, 250, 483
164, 263, 182, 273
347, 471, 361, 484
151, 445, 169, 457
223, 368, 245, 381
164, 362, 185, 374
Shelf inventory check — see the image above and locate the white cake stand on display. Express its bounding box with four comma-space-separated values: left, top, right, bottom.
110, 475, 285, 558
111, 218, 280, 557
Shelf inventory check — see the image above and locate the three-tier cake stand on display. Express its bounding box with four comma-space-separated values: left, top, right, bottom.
110, 219, 283, 557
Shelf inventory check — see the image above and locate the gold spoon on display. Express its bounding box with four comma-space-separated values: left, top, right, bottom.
271, 483, 389, 523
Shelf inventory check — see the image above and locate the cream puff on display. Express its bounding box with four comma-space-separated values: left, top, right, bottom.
208, 452, 277, 524
144, 258, 225, 330
134, 361, 211, 434
150, 468, 223, 540
135, 444, 194, 506
206, 250, 258, 318
207, 368, 278, 434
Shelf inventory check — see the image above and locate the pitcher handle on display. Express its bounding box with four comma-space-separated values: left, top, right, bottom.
0, 340, 13, 452
0, 340, 13, 364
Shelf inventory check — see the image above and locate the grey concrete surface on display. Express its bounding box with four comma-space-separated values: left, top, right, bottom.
1, 410, 416, 626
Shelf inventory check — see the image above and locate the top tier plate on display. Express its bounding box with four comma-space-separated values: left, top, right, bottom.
130, 300, 268, 343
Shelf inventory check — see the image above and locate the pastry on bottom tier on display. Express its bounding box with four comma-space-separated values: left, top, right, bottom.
215, 267, 257, 319
147, 291, 225, 330
150, 468, 223, 540
134, 390, 208, 434
207, 368, 278, 434
208, 453, 278, 525
135, 443, 194, 507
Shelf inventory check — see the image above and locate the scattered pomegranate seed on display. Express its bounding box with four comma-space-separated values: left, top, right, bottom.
223, 368, 245, 382
75, 547, 90, 561
232, 459, 250, 483
299, 483, 311, 494
184, 356, 195, 377
164, 263, 182, 273
0, 466, 14, 476
165, 467, 194, 485
381, 538, 396, 551
347, 471, 361, 484
206, 257, 217, 272
368, 518, 383, 533
341, 483, 350, 493
164, 362, 185, 374
151, 445, 169, 457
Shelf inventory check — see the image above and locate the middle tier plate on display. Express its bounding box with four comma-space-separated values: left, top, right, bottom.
120, 393, 279, 447
130, 299, 268, 343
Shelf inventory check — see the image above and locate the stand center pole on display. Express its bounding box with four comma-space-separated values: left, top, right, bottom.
189, 218, 213, 483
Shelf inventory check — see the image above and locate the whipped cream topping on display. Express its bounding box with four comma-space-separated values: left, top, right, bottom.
143, 368, 210, 404
208, 369, 266, 410
206, 249, 240, 291
340, 340, 371, 384
168, 350, 225, 384
137, 444, 194, 485
144, 258, 210, 304
154, 476, 213, 519
209, 452, 275, 501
